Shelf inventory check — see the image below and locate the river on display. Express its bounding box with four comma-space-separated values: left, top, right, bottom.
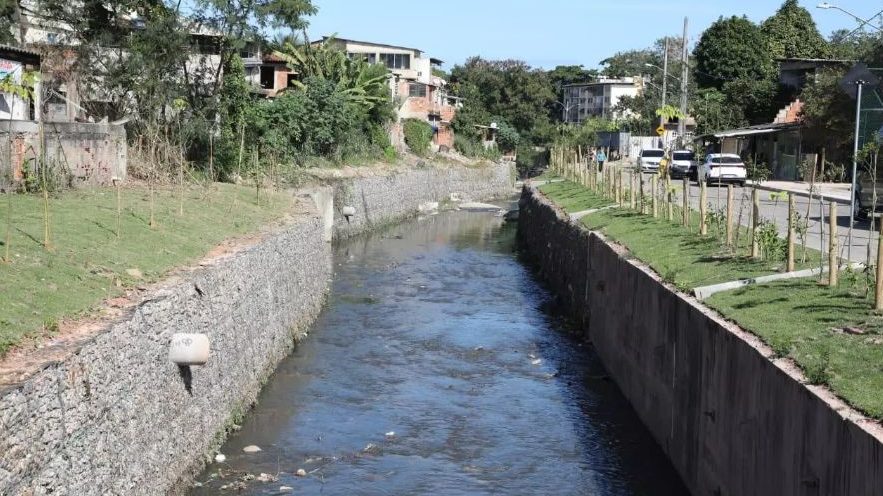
190, 208, 688, 495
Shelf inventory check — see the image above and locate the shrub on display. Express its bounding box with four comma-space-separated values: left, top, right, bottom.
495, 121, 520, 153
403, 118, 433, 156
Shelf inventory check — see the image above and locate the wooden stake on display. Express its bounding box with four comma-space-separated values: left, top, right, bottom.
876, 218, 883, 310
115, 179, 121, 239
630, 171, 636, 209
666, 178, 673, 221
828, 201, 838, 287
787, 193, 796, 272
751, 188, 760, 258
682, 177, 689, 227
726, 185, 734, 246
699, 180, 707, 235
639, 172, 645, 213
4, 187, 11, 263
651, 175, 658, 218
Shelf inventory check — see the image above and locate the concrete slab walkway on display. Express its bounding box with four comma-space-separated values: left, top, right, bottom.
749, 180, 851, 204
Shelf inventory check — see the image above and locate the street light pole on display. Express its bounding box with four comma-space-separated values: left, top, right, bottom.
678, 17, 689, 147
817, 3, 883, 32
848, 80, 866, 262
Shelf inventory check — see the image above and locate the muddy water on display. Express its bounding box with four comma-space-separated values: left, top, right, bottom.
191, 210, 687, 495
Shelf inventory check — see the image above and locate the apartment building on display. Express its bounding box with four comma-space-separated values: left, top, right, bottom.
316, 36, 458, 148
562, 77, 642, 123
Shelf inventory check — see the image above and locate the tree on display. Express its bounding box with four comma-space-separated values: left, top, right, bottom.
693, 16, 775, 89
829, 29, 879, 61
547, 64, 597, 104
761, 0, 829, 60
599, 49, 658, 79
449, 57, 556, 145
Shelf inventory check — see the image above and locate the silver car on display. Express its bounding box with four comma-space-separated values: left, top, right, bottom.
637, 148, 664, 172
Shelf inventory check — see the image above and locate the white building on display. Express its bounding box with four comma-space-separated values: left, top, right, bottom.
562, 77, 642, 123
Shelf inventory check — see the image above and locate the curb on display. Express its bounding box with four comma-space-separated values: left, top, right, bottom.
749, 182, 851, 205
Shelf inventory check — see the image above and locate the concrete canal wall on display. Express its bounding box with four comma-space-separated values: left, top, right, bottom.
0, 162, 513, 495
517, 185, 883, 496
309, 162, 515, 240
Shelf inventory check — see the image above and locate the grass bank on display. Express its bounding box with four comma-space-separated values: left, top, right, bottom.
536, 178, 883, 419
0, 184, 293, 356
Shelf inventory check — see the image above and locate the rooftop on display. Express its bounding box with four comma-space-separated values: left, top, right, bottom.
317, 36, 423, 55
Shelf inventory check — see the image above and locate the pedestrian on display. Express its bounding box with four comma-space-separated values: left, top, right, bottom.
596, 147, 607, 172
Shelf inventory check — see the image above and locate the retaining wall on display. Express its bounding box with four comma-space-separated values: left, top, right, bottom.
0, 206, 332, 495
518, 185, 883, 496
310, 162, 514, 240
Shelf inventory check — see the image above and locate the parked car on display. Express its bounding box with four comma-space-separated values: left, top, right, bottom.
698, 154, 747, 186
636, 148, 665, 172
669, 150, 696, 179
854, 172, 883, 220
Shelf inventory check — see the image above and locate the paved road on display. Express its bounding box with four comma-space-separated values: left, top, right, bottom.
613, 164, 876, 265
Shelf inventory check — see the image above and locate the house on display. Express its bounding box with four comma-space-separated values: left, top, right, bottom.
243, 48, 298, 98
562, 77, 642, 123
0, 45, 41, 121
315, 36, 459, 149
697, 121, 809, 181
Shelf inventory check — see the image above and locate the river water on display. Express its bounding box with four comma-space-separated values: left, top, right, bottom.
191, 209, 687, 495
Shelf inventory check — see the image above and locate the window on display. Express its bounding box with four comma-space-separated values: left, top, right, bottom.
379, 53, 411, 70
641, 150, 665, 158
673, 152, 695, 161
409, 83, 427, 98
348, 52, 376, 64
710, 156, 744, 165
260, 66, 274, 89
286, 73, 299, 88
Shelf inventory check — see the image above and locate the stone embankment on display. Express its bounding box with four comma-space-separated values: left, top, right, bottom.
308, 162, 515, 239
517, 184, 883, 496
0, 161, 514, 495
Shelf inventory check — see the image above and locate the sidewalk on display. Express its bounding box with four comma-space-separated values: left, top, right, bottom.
746, 180, 851, 204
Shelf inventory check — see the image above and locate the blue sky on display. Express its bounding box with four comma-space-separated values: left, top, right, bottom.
305, 0, 881, 70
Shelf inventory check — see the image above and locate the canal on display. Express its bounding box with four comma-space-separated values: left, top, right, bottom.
191, 208, 687, 495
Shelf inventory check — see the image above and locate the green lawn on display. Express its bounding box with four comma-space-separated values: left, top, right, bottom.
707, 279, 883, 419
0, 184, 293, 356
537, 179, 883, 420
539, 180, 821, 290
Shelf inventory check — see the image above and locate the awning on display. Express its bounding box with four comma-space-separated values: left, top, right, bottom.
713, 122, 801, 139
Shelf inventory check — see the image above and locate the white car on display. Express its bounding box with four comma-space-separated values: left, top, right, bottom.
668, 150, 696, 180
698, 153, 747, 187
636, 148, 664, 172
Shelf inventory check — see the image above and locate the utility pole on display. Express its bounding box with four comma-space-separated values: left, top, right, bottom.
661, 37, 669, 108
678, 17, 689, 147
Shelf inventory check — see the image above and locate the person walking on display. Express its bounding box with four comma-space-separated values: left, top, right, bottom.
596, 147, 607, 172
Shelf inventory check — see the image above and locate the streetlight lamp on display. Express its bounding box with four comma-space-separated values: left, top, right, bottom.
816, 3, 883, 32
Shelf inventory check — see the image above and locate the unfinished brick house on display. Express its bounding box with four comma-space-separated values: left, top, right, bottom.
317, 36, 460, 150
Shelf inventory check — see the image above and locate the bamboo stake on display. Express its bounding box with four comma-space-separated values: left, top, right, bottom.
829, 201, 838, 287
699, 180, 707, 235
787, 193, 796, 272
751, 188, 760, 258
726, 185, 734, 246
876, 218, 883, 310
666, 178, 673, 222
639, 172, 645, 213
